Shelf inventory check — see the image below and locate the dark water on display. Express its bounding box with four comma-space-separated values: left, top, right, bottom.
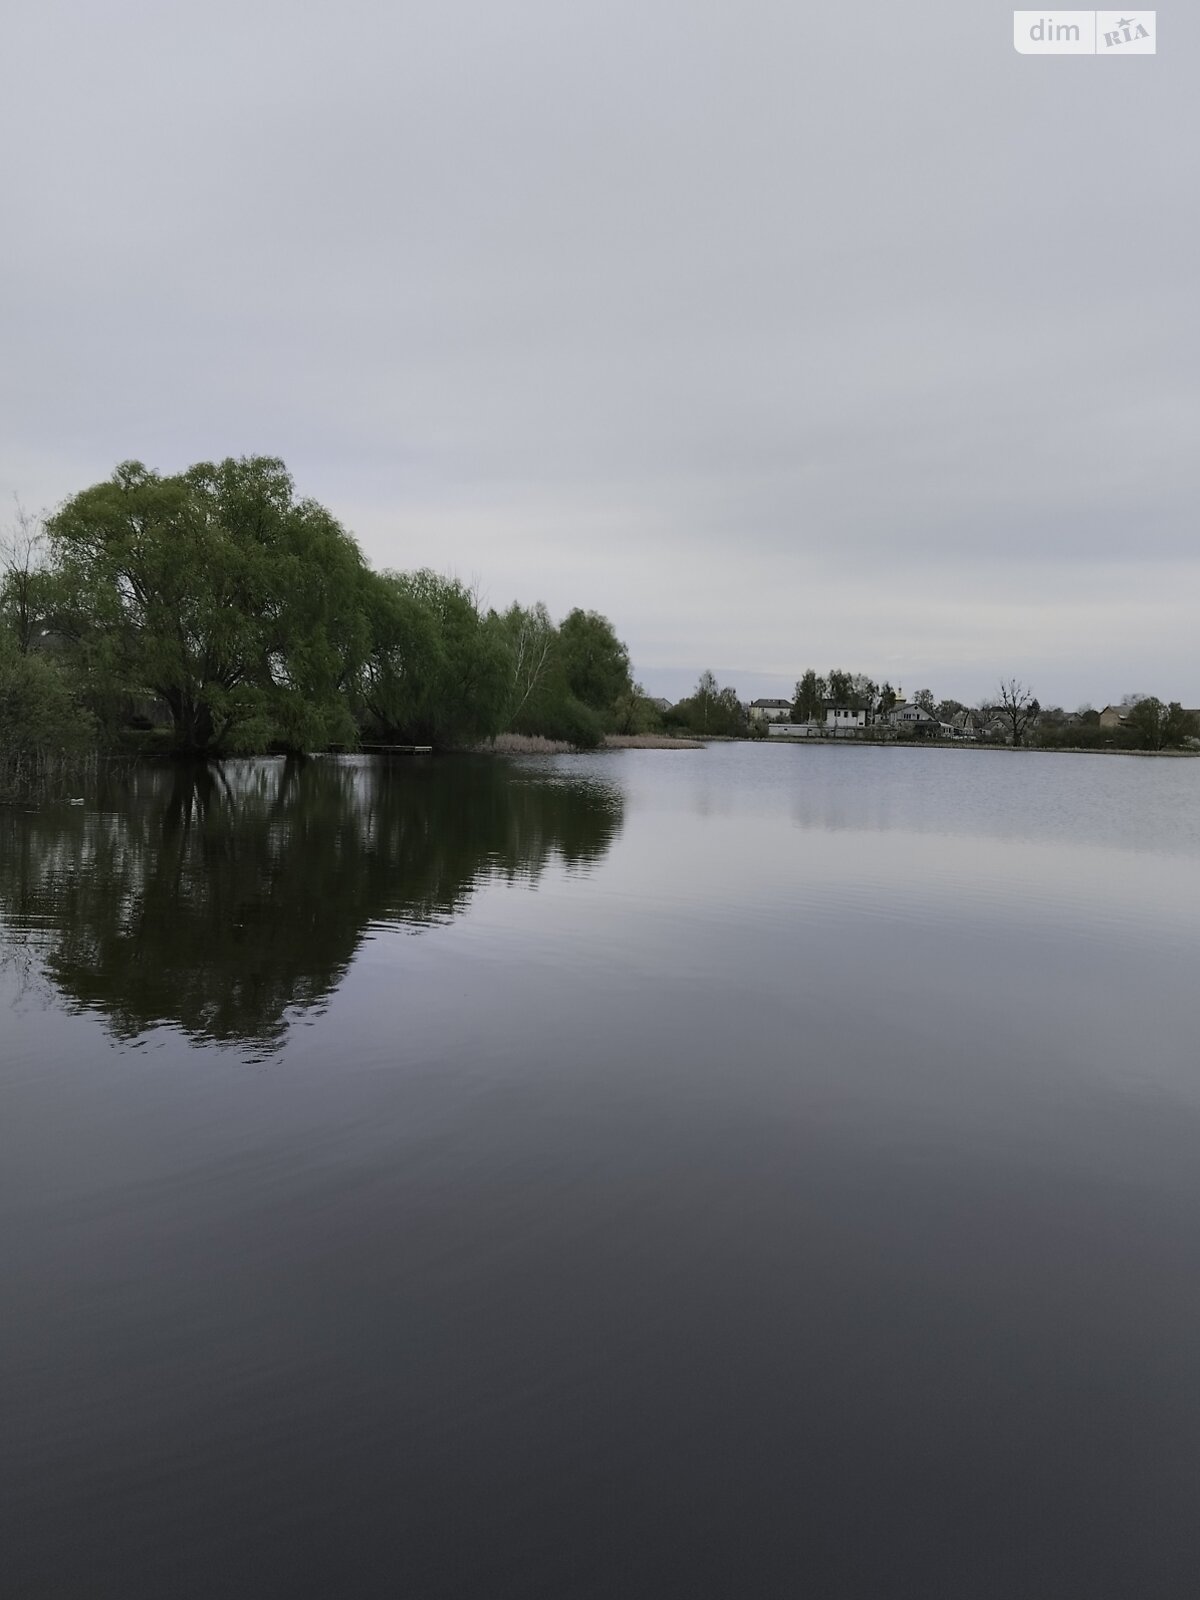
3, 747, 1200, 1598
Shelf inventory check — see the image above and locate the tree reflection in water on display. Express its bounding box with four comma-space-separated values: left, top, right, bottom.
0, 755, 623, 1052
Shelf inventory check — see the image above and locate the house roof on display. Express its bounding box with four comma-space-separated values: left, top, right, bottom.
750, 698, 792, 708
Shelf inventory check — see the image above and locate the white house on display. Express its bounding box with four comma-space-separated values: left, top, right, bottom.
748, 698, 794, 724
825, 706, 867, 730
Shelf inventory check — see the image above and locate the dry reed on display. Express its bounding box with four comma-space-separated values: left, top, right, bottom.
0, 748, 101, 803
478, 733, 576, 755
475, 732, 703, 755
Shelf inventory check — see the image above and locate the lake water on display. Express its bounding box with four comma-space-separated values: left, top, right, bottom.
3, 745, 1200, 1598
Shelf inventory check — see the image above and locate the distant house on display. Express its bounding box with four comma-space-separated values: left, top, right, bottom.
1098, 704, 1129, 729
643, 697, 671, 713
749, 698, 794, 723
29, 628, 72, 658
825, 705, 867, 731
886, 704, 940, 736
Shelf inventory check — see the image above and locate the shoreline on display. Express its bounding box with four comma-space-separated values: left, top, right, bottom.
756, 737, 1200, 757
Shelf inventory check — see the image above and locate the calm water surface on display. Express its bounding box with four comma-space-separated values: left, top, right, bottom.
3, 746, 1200, 1598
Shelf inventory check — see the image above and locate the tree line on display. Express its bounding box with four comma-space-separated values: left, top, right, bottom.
0, 457, 655, 769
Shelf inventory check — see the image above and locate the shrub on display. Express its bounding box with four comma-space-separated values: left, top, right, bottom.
0, 636, 96, 798
0, 639, 94, 756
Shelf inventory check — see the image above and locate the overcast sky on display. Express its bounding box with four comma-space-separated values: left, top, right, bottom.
2, 1, 1196, 707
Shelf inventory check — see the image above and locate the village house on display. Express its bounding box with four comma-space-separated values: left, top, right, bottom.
886, 703, 940, 736
1098, 702, 1200, 734
825, 705, 868, 731
748, 698, 794, 724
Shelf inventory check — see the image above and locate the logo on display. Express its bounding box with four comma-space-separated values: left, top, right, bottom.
1013, 10, 1156, 53
1096, 11, 1155, 49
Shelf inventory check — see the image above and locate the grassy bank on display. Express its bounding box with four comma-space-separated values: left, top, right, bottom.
604, 734, 703, 749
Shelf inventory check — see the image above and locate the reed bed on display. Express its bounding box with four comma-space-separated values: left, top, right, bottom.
0, 749, 102, 804
479, 733, 576, 755
476, 732, 703, 755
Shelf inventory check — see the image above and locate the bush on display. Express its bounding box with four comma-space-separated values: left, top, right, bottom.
0, 640, 94, 756
518, 694, 605, 749
0, 637, 96, 798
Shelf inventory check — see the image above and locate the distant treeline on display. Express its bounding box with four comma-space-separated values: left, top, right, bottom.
0, 457, 668, 778
769, 670, 1199, 751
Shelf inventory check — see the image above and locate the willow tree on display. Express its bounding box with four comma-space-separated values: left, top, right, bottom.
45, 457, 371, 754
558, 608, 633, 719
357, 569, 508, 747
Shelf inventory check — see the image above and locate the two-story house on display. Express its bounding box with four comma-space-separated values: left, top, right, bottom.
748, 698, 794, 724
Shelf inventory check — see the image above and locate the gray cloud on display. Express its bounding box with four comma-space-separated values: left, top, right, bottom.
3, 0, 1197, 708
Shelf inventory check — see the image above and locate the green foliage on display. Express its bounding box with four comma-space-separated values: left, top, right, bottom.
494, 601, 559, 731
1034, 721, 1132, 751
45, 457, 371, 755
826, 668, 853, 705
674, 670, 746, 737
526, 693, 605, 749
0, 630, 95, 797
0, 504, 54, 656
1166, 703, 1199, 745
610, 683, 664, 736
31, 458, 637, 758
0, 630, 94, 755
358, 570, 507, 747
799, 668, 876, 714
558, 609, 633, 721
1125, 697, 1199, 751
793, 669, 825, 721
400, 571, 510, 744
486, 601, 632, 749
